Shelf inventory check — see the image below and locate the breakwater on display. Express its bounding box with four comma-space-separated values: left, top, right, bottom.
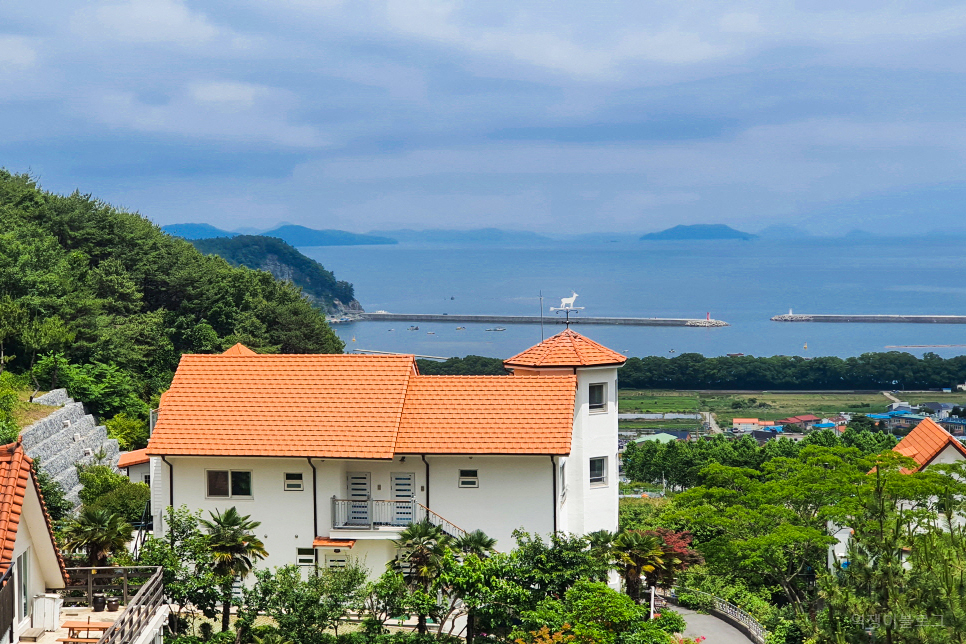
772, 314, 966, 324
359, 312, 729, 327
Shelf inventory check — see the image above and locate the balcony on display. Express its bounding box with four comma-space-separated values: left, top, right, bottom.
40, 567, 168, 644
331, 498, 466, 538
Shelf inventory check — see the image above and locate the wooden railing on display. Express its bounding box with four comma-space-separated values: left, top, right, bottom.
330, 498, 468, 538
50, 567, 158, 607
0, 565, 14, 644
97, 567, 164, 644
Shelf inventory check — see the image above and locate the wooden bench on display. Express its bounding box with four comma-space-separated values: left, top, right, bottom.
56, 638, 100, 643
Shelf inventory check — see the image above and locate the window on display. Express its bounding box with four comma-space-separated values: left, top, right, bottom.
285, 472, 304, 491
143, 474, 151, 486
296, 548, 315, 566
559, 462, 567, 498
207, 470, 253, 498
16, 550, 29, 621
589, 383, 606, 412
589, 457, 607, 486
325, 554, 348, 569
458, 469, 479, 488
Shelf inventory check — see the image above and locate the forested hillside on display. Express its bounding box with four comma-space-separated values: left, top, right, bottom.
191, 235, 358, 315
0, 171, 343, 421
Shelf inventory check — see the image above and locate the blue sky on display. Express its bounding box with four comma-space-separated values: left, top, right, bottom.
3, 0, 966, 234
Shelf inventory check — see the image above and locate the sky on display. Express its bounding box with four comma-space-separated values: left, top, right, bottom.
3, 0, 966, 235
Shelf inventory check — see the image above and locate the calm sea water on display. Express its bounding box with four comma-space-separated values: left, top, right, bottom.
300, 239, 966, 360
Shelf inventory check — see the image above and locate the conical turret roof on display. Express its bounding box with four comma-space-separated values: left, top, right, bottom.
504, 329, 626, 368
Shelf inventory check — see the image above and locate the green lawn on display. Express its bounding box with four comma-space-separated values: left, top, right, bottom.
619, 389, 892, 427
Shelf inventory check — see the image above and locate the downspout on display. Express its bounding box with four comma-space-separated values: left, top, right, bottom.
421, 455, 430, 507
160, 455, 174, 545
551, 456, 558, 535
307, 457, 318, 538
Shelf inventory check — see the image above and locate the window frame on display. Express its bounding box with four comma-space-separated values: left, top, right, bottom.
458, 469, 479, 488
589, 383, 607, 413
559, 461, 567, 498
206, 469, 254, 499
16, 549, 29, 622
284, 472, 304, 491
296, 547, 316, 567
589, 457, 608, 487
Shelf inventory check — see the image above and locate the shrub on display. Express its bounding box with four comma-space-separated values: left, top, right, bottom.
77, 464, 129, 506
105, 413, 148, 450
88, 481, 150, 523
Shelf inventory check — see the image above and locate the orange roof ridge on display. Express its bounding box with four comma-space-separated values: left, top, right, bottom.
0, 442, 67, 582
504, 329, 627, 368
893, 418, 966, 472
222, 343, 257, 356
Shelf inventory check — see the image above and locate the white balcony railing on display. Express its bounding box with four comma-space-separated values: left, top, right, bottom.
331, 497, 467, 538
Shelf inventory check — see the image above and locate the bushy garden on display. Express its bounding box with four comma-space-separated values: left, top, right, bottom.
137, 507, 702, 644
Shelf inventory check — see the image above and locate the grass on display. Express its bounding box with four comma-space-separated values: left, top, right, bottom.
12, 389, 55, 428
619, 389, 894, 428
896, 392, 966, 404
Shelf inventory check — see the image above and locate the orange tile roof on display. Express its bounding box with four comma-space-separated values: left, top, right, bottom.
148, 347, 578, 459
0, 442, 67, 582
732, 418, 760, 424
894, 418, 966, 472
222, 343, 257, 356
504, 329, 627, 368
148, 353, 418, 459
313, 537, 356, 548
117, 448, 150, 469
396, 375, 576, 454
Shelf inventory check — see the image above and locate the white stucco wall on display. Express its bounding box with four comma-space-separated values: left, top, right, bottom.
930, 443, 966, 466
12, 482, 65, 639
123, 462, 151, 485
426, 455, 554, 549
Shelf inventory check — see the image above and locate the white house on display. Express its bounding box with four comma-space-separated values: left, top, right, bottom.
117, 449, 151, 485
146, 330, 625, 576
0, 442, 68, 644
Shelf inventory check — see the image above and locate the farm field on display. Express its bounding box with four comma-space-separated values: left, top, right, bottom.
619, 390, 895, 427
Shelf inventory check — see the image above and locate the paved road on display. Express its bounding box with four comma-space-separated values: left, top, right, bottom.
882, 391, 901, 403
677, 607, 755, 644
703, 411, 723, 434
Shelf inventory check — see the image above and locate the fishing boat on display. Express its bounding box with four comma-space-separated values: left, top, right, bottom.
456, 326, 466, 330
485, 327, 507, 332
427, 332, 436, 335
408, 326, 419, 331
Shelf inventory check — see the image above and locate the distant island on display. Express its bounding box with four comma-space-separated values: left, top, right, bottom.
163, 222, 397, 246
191, 235, 362, 316
640, 224, 758, 241
370, 228, 552, 245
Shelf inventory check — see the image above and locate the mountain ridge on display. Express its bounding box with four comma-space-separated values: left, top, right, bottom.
640, 224, 758, 241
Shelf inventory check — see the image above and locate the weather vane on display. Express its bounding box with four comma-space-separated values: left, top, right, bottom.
550, 291, 584, 328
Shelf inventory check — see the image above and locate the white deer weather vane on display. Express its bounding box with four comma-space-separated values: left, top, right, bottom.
550, 291, 585, 327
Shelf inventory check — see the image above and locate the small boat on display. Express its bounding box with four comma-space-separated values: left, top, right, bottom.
485, 327, 507, 332
427, 332, 436, 335
388, 329, 394, 332
408, 326, 419, 331
456, 326, 466, 330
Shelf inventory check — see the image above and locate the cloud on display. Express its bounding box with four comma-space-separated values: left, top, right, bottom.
0, 35, 38, 66
72, 0, 221, 46
83, 81, 326, 148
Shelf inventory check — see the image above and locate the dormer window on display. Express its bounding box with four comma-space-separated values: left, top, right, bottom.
589, 383, 606, 412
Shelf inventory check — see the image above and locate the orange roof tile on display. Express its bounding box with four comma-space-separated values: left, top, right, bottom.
148, 352, 417, 459
504, 329, 627, 368
222, 343, 257, 356
313, 537, 356, 548
0, 442, 67, 582
148, 346, 579, 459
117, 448, 150, 469
395, 375, 576, 455
894, 418, 966, 472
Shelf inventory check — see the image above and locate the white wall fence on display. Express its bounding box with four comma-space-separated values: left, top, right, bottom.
671, 586, 768, 644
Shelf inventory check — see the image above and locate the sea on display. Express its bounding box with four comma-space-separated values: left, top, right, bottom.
300, 238, 966, 361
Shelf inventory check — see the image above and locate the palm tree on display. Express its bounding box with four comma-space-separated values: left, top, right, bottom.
392, 520, 452, 634
199, 507, 268, 632
455, 529, 497, 559
61, 508, 133, 567
610, 530, 669, 604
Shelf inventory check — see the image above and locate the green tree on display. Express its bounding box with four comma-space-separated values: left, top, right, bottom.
610, 531, 671, 604
77, 464, 129, 506
392, 520, 452, 634
199, 507, 269, 632
61, 507, 133, 566
88, 481, 150, 523
104, 413, 148, 451
138, 506, 222, 634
